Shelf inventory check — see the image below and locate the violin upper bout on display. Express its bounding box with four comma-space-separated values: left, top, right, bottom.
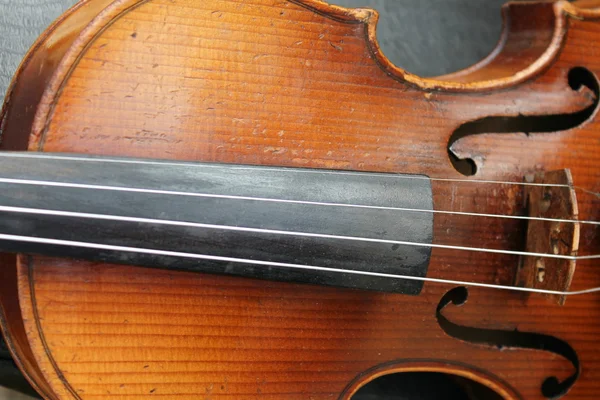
3, 0, 597, 159
3, 0, 588, 150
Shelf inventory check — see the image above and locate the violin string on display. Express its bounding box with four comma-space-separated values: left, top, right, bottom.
0, 153, 597, 293
0, 151, 584, 189
0, 176, 597, 226
1, 232, 598, 297
0, 204, 597, 260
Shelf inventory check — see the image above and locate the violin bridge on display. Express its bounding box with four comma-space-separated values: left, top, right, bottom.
515, 169, 580, 305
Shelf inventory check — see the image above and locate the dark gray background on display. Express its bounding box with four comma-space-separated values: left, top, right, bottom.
0, 0, 509, 105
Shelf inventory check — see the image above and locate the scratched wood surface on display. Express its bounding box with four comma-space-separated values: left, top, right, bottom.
0, 0, 600, 399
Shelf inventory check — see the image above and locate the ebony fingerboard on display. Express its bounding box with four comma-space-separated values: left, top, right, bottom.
0, 152, 433, 294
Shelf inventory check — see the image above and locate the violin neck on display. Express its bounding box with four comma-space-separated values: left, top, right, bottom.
0, 152, 433, 294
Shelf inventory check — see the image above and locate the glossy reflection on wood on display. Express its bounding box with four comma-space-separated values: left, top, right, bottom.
1, 0, 600, 399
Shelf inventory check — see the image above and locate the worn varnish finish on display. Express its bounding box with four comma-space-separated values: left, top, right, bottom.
1, 0, 600, 399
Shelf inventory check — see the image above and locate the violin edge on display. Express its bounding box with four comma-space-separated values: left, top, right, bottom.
0, 2, 115, 399
284, 0, 582, 91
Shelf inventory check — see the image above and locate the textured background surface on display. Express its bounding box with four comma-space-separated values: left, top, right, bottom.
0, 0, 77, 105
0, 0, 508, 398
0, 387, 37, 399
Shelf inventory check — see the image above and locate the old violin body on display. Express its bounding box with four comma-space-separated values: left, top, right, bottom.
1, 0, 600, 398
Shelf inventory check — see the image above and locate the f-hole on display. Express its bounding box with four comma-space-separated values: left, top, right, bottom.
448, 67, 600, 175
436, 287, 580, 399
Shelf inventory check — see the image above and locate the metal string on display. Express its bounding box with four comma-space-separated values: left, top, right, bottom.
0, 151, 588, 189
0, 152, 597, 295
0, 176, 597, 226
0, 232, 598, 297
0, 204, 597, 260
0, 152, 597, 224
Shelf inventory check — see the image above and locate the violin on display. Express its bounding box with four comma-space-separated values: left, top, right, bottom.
1, 0, 599, 398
